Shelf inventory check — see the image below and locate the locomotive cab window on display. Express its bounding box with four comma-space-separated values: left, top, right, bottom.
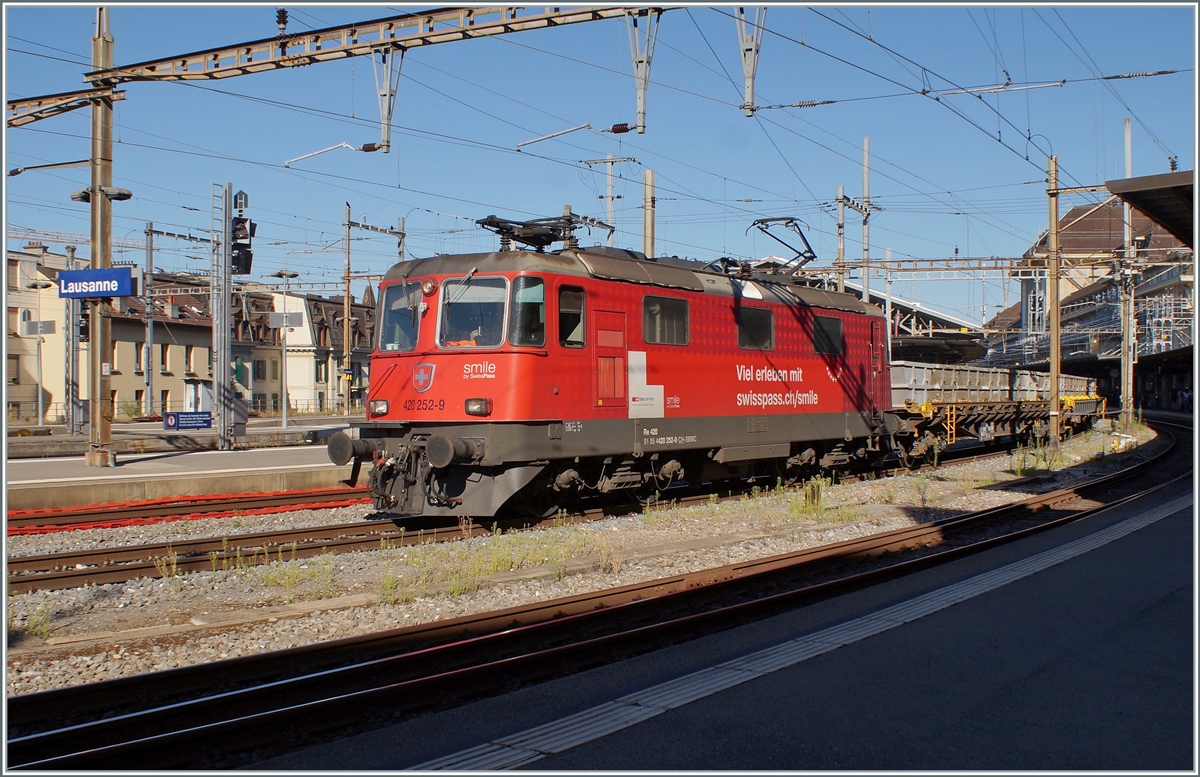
737, 306, 773, 350
812, 315, 844, 355
558, 286, 586, 347
643, 295, 688, 345
377, 282, 421, 352
508, 276, 546, 347
439, 276, 507, 348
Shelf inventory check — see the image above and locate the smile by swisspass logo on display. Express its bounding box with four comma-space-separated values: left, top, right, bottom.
413, 363, 436, 393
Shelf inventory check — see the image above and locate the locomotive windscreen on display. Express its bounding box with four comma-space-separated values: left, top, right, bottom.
440, 276, 507, 347
378, 282, 421, 352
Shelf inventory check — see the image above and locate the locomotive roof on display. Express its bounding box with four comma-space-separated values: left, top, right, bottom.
383, 246, 878, 316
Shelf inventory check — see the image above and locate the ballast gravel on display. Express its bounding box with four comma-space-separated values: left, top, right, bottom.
5, 423, 1160, 697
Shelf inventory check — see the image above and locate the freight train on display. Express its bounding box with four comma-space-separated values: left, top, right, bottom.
328, 212, 1102, 518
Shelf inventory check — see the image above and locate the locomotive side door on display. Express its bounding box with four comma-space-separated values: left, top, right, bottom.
594, 310, 627, 409
869, 318, 884, 414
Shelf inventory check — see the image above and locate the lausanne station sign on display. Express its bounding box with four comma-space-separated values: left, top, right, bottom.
57, 267, 134, 298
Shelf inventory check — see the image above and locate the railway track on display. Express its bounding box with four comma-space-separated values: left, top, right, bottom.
6, 486, 371, 534
6, 446, 1014, 594
7, 438, 1014, 536
6, 420, 1188, 770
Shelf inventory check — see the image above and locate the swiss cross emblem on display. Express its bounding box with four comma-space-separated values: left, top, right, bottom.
413, 363, 436, 393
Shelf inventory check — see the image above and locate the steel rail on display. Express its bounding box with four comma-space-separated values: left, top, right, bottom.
7, 487, 371, 531
6, 424, 1184, 768
7, 442, 1003, 533
5, 447, 1014, 593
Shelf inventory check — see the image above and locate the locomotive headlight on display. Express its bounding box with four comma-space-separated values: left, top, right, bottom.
421, 279, 436, 296
369, 399, 389, 416
465, 398, 492, 416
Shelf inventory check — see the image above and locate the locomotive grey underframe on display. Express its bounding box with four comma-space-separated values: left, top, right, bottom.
352, 409, 886, 517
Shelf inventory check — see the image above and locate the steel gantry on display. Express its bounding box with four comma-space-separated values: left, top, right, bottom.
7, 5, 669, 465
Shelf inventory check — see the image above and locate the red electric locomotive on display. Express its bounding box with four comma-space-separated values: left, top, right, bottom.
328, 213, 894, 518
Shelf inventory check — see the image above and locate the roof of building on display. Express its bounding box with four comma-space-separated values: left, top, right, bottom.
1024, 201, 1188, 262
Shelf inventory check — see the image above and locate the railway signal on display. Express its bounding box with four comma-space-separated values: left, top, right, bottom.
230, 216, 256, 275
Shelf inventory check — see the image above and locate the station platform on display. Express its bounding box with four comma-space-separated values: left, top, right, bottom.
257, 468, 1194, 770
5, 415, 349, 460
5, 445, 355, 512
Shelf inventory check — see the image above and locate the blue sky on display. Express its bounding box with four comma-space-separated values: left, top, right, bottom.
5, 4, 1195, 323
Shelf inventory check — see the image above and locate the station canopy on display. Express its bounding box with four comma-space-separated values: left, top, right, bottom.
1105, 170, 1193, 249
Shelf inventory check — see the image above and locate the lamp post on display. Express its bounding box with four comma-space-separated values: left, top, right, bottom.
26, 280, 54, 425
271, 269, 299, 429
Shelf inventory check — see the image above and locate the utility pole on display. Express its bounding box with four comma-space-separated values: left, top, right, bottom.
862, 137, 871, 304
643, 169, 655, 258
583, 154, 636, 246
836, 185, 846, 293
884, 247, 893, 362
85, 7, 115, 467
211, 183, 234, 451
1120, 117, 1135, 428
1047, 156, 1061, 451
144, 222, 154, 415
64, 245, 81, 436
271, 269, 300, 429
343, 203, 352, 416
341, 206, 405, 416
838, 140, 878, 305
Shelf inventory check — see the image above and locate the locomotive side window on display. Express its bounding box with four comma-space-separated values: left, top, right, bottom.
377, 281, 421, 352
812, 315, 844, 355
643, 296, 688, 345
736, 307, 773, 350
508, 276, 546, 347
558, 287, 586, 347
439, 276, 507, 348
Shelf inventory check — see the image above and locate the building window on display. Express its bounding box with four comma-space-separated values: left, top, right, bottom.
315, 358, 327, 383
7, 307, 19, 336
135, 342, 145, 372
185, 345, 195, 373
271, 393, 280, 411
317, 391, 325, 411
812, 315, 844, 356
160, 389, 170, 413
135, 389, 145, 410
7, 259, 20, 291
736, 307, 774, 351
254, 393, 267, 412
643, 296, 688, 345
7, 355, 19, 385
160, 343, 171, 373
271, 359, 279, 381
254, 360, 266, 381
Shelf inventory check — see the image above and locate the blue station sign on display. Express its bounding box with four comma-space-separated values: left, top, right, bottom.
57, 267, 134, 298
164, 411, 212, 430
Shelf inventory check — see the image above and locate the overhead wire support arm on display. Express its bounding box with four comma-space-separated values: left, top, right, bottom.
82, 7, 644, 83
625, 8, 663, 133
735, 7, 767, 117
7, 86, 125, 128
